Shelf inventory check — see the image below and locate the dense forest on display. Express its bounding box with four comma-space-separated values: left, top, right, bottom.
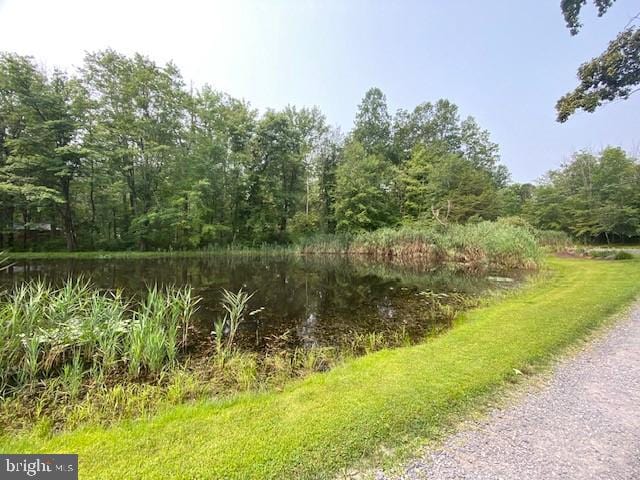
0, 50, 638, 251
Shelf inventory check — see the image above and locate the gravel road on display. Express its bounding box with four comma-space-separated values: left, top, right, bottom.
383, 302, 640, 480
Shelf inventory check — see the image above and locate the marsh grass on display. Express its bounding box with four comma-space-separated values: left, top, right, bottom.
1, 335, 383, 434
5, 245, 296, 261
6, 222, 548, 273
0, 277, 480, 435
0, 280, 199, 397
213, 289, 258, 354
534, 229, 572, 252
301, 221, 542, 271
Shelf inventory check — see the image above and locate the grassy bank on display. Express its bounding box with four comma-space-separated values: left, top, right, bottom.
1, 257, 638, 478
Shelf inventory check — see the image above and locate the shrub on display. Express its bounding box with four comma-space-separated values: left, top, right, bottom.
534, 229, 572, 251
614, 251, 634, 260
588, 249, 635, 260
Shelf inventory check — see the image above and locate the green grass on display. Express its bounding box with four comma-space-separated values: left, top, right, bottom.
1, 257, 639, 479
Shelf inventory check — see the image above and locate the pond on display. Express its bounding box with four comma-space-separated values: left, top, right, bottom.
1, 255, 519, 352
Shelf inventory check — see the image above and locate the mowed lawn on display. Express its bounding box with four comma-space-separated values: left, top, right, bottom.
3, 257, 640, 479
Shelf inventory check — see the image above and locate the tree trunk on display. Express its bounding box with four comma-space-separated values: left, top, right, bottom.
113, 208, 117, 240
89, 160, 97, 247
22, 210, 28, 250
7, 205, 14, 248
60, 178, 78, 251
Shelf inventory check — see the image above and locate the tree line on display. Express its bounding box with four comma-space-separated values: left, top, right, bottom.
0, 50, 638, 251
521, 147, 640, 243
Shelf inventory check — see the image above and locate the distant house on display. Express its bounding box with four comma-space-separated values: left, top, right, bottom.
13, 222, 56, 232
10, 222, 61, 245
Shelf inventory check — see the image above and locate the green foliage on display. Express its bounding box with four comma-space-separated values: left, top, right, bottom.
524, 147, 640, 243
557, 28, 640, 122
557, 0, 639, 121
1, 51, 511, 251
498, 183, 534, 216
392, 99, 462, 160
213, 288, 257, 352
445, 220, 542, 269
398, 145, 435, 220
352, 87, 392, 156
419, 152, 501, 223
0, 53, 87, 250
1, 48, 634, 252
614, 250, 635, 260
589, 249, 636, 260
334, 141, 399, 232
561, 0, 617, 35
534, 229, 573, 251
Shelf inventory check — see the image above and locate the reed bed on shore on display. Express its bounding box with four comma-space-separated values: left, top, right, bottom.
0, 280, 199, 397
300, 221, 542, 270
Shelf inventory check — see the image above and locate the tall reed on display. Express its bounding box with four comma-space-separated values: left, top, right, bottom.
0, 280, 200, 396
300, 221, 542, 270
213, 289, 261, 354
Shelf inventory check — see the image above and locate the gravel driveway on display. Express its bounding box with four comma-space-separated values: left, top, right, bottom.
383, 303, 640, 480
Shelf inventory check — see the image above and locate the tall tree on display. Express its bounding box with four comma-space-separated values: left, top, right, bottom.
316, 129, 343, 233
0, 53, 87, 250
82, 50, 186, 249
525, 147, 640, 241
334, 141, 398, 232
392, 99, 462, 163
429, 157, 500, 223
352, 88, 392, 157
247, 110, 304, 242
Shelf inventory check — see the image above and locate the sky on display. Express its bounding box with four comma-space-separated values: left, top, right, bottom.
0, 0, 638, 182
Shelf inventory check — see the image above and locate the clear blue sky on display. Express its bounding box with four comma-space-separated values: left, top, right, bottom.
0, 0, 638, 182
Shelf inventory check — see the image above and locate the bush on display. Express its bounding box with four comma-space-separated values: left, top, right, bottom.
614, 251, 635, 260
534, 229, 572, 251
588, 249, 635, 260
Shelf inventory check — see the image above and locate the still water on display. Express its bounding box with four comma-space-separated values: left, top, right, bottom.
1, 255, 518, 350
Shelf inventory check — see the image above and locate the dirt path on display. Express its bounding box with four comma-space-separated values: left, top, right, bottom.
384, 303, 640, 480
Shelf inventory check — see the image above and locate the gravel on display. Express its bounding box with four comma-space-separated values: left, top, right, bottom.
382, 303, 640, 480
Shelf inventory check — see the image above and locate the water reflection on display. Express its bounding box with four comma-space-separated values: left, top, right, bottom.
1, 255, 518, 350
